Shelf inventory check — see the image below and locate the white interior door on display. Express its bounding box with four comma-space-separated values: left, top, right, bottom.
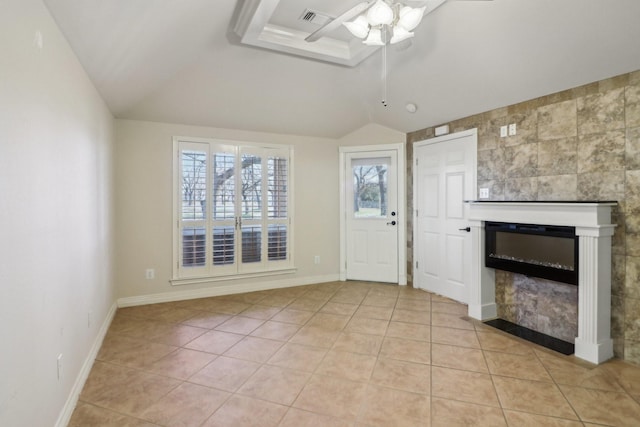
414, 130, 477, 303
344, 150, 399, 283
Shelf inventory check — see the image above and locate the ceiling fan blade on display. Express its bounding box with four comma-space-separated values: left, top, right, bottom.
305, 1, 374, 43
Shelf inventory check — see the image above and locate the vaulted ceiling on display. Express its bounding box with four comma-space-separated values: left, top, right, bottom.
43, 0, 640, 138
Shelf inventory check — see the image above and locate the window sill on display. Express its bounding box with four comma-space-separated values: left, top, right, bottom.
170, 267, 297, 286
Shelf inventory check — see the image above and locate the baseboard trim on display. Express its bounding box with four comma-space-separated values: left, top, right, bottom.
54, 302, 117, 427
117, 274, 341, 307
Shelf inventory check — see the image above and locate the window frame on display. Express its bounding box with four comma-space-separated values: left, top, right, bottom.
171, 136, 295, 285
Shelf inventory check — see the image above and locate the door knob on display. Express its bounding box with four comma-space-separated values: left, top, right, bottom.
459, 227, 471, 232
387, 221, 397, 226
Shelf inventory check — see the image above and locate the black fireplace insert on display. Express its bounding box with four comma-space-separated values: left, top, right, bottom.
485, 221, 578, 285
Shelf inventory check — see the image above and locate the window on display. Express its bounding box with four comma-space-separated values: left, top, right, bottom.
173, 137, 293, 282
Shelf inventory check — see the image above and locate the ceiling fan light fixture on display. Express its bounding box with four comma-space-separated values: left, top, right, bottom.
363, 27, 384, 46
367, 0, 394, 26
343, 15, 370, 39
397, 6, 426, 31
390, 25, 414, 44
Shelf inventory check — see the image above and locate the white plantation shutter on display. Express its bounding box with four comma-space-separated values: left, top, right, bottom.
174, 138, 293, 281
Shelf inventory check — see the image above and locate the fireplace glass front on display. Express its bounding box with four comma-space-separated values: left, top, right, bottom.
485, 222, 578, 285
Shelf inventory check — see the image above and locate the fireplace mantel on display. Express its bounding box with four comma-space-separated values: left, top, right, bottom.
467, 201, 617, 364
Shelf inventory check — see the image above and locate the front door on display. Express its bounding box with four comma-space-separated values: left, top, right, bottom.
341, 146, 402, 283
414, 129, 477, 302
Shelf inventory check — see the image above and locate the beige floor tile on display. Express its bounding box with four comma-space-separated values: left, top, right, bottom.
431, 326, 480, 348
391, 308, 430, 325
151, 307, 201, 323
431, 343, 488, 373
202, 395, 287, 427
118, 304, 173, 319
279, 408, 354, 427
238, 304, 281, 320
537, 353, 624, 391
397, 288, 431, 300
293, 374, 367, 420
361, 295, 397, 308
145, 348, 216, 380
395, 298, 430, 311
97, 334, 177, 369
431, 294, 459, 303
214, 315, 264, 335
431, 397, 507, 427
147, 323, 209, 346
370, 357, 430, 395
345, 317, 389, 335
319, 301, 359, 316
503, 410, 585, 426
287, 297, 327, 311
140, 382, 229, 426
484, 351, 553, 382
306, 312, 351, 330
184, 330, 244, 354
332, 331, 383, 356
386, 321, 430, 341
431, 301, 468, 315
254, 295, 295, 308
290, 325, 341, 348
353, 305, 394, 320
200, 299, 251, 314
267, 342, 328, 372
249, 320, 300, 341
81, 365, 181, 417
603, 358, 640, 395
330, 292, 366, 305
492, 376, 578, 419
432, 366, 500, 407
560, 384, 640, 427
188, 356, 260, 392
225, 291, 269, 304
181, 311, 232, 329
223, 336, 283, 362
431, 312, 475, 330
238, 365, 311, 405
380, 336, 430, 364
357, 385, 430, 427
304, 290, 335, 302
271, 308, 315, 325
69, 402, 159, 427
316, 350, 377, 382
476, 330, 534, 355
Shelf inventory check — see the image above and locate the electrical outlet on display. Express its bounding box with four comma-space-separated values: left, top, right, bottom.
500, 125, 508, 138
88, 311, 92, 329
145, 269, 155, 279
479, 188, 490, 199
314, 255, 320, 265
508, 123, 517, 136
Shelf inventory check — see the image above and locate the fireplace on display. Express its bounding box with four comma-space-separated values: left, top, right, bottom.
467, 201, 617, 364
485, 221, 578, 286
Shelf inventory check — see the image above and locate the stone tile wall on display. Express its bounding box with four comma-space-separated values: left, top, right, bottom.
406, 70, 640, 362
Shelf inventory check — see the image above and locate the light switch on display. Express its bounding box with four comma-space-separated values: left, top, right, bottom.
508, 123, 517, 136
500, 126, 508, 138
479, 188, 490, 199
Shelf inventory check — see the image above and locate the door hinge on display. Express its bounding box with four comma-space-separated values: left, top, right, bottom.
416, 261, 419, 269
415, 158, 418, 166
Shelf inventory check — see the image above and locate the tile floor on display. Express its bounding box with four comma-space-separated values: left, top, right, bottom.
69, 281, 640, 426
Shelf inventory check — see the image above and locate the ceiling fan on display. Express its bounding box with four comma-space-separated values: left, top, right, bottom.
305, 0, 493, 44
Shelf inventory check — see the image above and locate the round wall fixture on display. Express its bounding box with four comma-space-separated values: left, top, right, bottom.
405, 103, 417, 113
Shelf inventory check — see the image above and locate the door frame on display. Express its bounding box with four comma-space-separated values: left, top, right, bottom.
412, 129, 477, 300
339, 143, 407, 285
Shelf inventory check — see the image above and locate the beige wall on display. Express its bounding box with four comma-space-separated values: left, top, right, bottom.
114, 120, 344, 300
0, 1, 115, 425
407, 70, 640, 363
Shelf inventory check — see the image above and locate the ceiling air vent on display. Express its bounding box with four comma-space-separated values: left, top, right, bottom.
299, 9, 332, 26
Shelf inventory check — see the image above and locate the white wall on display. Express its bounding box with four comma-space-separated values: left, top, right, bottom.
338, 123, 406, 146
114, 120, 343, 301
0, 1, 115, 426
